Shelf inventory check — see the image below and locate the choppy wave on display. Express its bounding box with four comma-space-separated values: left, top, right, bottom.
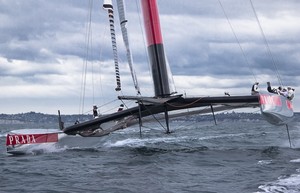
257, 160, 273, 165
290, 159, 300, 163
257, 173, 300, 193
256, 158, 300, 192
24, 143, 67, 155
103, 136, 190, 148
3, 129, 106, 155
1, 118, 300, 193
104, 132, 262, 147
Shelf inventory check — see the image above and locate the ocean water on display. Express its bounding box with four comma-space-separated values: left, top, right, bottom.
1, 119, 300, 193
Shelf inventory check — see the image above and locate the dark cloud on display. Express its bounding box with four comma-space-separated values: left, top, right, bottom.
0, 0, 93, 62
1, 0, 300, 113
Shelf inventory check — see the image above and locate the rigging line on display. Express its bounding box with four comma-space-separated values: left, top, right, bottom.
118, 98, 128, 109
135, 0, 152, 86
97, 24, 108, 111
98, 98, 119, 108
98, 100, 123, 114
218, 0, 257, 83
79, 0, 90, 114
139, 101, 168, 132
79, 0, 93, 114
89, 2, 95, 104
249, 0, 283, 86
169, 107, 212, 130
118, 98, 137, 111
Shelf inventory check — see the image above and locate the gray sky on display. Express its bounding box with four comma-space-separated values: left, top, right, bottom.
1, 0, 299, 114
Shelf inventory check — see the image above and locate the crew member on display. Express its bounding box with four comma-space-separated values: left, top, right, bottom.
267, 82, 278, 94
117, 104, 124, 112
251, 82, 259, 95
287, 87, 295, 100
279, 87, 288, 97
93, 105, 98, 118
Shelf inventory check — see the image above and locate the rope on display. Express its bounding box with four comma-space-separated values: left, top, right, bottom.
135, 0, 152, 88
138, 100, 168, 132
218, 0, 257, 83
96, 24, 108, 112
79, 0, 94, 114
250, 0, 283, 86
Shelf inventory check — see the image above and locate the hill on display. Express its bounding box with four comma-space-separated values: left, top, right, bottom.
1, 111, 299, 125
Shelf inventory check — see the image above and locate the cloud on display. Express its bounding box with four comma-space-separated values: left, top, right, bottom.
0, 0, 300, 114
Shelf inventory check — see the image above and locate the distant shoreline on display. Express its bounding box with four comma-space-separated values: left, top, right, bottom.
1, 111, 299, 125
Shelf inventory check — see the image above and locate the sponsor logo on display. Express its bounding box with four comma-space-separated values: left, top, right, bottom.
259, 94, 282, 107
6, 133, 58, 146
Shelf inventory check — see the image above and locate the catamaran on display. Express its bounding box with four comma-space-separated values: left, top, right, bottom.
6, 0, 294, 155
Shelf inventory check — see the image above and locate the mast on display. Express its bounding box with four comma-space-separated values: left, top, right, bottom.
141, 0, 171, 97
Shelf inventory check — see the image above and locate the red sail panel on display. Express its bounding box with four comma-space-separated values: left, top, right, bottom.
141, 0, 163, 46
6, 133, 58, 146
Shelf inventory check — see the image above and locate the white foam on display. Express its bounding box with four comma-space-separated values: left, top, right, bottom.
104, 132, 255, 148
105, 138, 145, 147
104, 136, 188, 147
290, 158, 300, 163
6, 142, 66, 155
27, 143, 66, 154
257, 160, 273, 165
257, 173, 300, 193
